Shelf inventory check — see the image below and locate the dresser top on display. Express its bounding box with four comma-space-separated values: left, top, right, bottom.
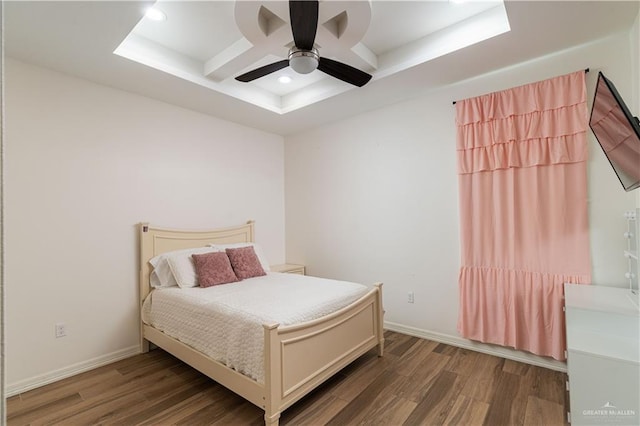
565, 284, 639, 363
564, 284, 640, 316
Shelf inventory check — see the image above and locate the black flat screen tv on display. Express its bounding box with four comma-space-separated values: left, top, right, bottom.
589, 72, 640, 191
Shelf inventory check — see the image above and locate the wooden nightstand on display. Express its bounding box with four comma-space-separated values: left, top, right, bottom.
270, 264, 306, 275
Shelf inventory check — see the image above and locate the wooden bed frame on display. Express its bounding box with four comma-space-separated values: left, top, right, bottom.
139, 221, 384, 425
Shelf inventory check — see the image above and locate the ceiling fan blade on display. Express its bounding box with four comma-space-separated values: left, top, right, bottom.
235, 60, 290, 82
317, 57, 372, 87
289, 0, 318, 50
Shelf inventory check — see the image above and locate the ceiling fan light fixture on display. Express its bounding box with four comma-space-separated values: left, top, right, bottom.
235, 1, 371, 87
288, 48, 319, 74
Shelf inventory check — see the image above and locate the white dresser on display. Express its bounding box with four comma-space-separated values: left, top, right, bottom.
564, 283, 640, 425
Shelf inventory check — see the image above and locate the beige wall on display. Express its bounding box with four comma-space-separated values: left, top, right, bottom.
4, 59, 285, 392
284, 31, 638, 367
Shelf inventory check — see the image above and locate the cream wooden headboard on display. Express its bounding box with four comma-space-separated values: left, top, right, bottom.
139, 220, 255, 303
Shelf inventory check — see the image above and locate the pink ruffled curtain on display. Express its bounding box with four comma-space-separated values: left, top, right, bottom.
456, 71, 591, 360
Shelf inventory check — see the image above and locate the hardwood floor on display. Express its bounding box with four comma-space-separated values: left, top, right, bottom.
7, 331, 567, 425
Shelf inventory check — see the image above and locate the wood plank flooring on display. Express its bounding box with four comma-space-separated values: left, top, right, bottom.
7, 331, 568, 425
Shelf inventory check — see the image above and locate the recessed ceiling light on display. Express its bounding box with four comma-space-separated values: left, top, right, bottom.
145, 7, 166, 22
278, 76, 292, 84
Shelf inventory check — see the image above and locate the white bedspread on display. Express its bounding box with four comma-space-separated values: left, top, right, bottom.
142, 272, 369, 384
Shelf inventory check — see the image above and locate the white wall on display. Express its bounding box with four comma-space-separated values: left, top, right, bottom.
4, 59, 285, 391
0, 1, 5, 416
284, 31, 638, 366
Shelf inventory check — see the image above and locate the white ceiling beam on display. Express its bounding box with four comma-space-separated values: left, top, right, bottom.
204, 38, 255, 81
376, 4, 510, 79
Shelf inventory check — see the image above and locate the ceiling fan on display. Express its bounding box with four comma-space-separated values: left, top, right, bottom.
235, 0, 372, 87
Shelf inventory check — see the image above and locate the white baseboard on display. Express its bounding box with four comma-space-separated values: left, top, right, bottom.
6, 345, 140, 397
6, 325, 566, 397
384, 321, 567, 373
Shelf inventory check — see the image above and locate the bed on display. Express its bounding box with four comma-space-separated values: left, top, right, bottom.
139, 221, 385, 425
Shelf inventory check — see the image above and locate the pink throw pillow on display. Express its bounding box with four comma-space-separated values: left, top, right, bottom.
226, 246, 266, 280
191, 252, 239, 287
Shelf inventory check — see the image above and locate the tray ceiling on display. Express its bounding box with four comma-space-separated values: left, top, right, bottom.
115, 1, 509, 113
5, 1, 639, 135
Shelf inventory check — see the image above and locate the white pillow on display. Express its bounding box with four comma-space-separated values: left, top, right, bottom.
149, 253, 177, 288
166, 247, 218, 288
207, 242, 271, 272
150, 268, 177, 289
148, 247, 215, 288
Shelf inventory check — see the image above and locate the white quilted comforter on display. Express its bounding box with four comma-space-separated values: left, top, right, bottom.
142, 272, 369, 384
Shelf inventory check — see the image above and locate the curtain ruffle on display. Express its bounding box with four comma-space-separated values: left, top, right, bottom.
457, 266, 591, 360
457, 133, 587, 174
455, 74, 589, 174
457, 103, 589, 150
456, 71, 587, 126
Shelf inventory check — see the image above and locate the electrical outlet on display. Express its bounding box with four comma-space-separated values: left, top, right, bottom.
55, 323, 67, 338
408, 292, 414, 304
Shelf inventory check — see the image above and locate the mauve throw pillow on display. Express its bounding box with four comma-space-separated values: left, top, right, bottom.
226, 246, 266, 279
191, 252, 239, 287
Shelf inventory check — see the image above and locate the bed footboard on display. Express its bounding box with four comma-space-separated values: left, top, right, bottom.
263, 283, 384, 425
